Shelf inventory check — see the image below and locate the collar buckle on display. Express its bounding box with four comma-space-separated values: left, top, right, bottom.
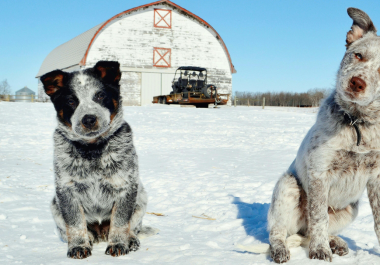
343, 112, 361, 146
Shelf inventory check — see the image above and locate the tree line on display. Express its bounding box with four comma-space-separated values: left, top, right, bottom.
232, 88, 331, 107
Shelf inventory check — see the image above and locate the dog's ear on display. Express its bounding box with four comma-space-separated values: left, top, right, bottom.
40, 70, 68, 97
93, 61, 121, 87
346, 8, 377, 48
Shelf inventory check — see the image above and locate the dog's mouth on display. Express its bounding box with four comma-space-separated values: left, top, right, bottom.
344, 90, 356, 99
85, 131, 101, 137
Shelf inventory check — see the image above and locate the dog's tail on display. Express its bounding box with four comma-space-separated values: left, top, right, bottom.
137, 226, 160, 240
237, 234, 310, 254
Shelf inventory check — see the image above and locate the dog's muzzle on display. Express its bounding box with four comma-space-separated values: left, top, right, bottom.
349, 77, 366, 93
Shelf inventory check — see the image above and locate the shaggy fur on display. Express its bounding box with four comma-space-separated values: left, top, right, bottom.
41, 61, 147, 259
268, 8, 380, 263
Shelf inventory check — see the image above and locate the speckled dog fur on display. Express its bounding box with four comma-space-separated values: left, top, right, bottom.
41, 61, 147, 259
268, 8, 380, 263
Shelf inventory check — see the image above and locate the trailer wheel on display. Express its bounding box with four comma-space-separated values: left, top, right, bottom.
202, 85, 215, 98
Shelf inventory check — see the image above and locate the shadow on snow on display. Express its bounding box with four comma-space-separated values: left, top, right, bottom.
231, 196, 380, 258
231, 196, 270, 244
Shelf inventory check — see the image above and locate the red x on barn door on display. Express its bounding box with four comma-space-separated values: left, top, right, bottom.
153, 48, 171, 68
154, 9, 172, 28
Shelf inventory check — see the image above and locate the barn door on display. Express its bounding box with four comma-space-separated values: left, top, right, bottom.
141, 73, 161, 105
161, 73, 175, 95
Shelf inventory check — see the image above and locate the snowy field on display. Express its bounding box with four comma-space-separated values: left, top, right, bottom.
1, 102, 380, 265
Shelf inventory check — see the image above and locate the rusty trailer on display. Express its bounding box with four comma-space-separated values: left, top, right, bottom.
153, 91, 229, 108
152, 66, 230, 108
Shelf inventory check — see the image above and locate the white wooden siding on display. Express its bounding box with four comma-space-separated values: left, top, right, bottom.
121, 72, 141, 106
85, 3, 232, 106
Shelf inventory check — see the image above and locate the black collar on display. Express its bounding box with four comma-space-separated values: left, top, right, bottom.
342, 112, 362, 146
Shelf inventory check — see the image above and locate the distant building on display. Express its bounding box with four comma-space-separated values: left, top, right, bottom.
36, 0, 235, 105
15, 87, 35, 102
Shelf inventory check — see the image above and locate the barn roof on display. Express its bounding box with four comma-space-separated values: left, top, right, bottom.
36, 23, 103, 77
36, 0, 236, 77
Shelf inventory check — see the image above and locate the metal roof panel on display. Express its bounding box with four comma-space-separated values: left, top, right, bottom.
36, 22, 103, 77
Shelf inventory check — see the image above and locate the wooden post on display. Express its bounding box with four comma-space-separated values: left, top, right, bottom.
234, 97, 237, 107
31, 95, 34, 102
262, 97, 265, 109
6, 95, 10, 102
247, 99, 250, 107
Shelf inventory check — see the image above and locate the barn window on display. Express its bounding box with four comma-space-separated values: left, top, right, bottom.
153, 48, 171, 68
154, 9, 172, 28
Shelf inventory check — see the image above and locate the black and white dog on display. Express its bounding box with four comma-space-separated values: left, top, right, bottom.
41, 61, 147, 259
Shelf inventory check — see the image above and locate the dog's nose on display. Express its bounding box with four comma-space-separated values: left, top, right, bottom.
349, 77, 366, 92
82, 115, 97, 129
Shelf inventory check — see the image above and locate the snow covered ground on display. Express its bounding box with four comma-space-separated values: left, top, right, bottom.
1, 102, 380, 264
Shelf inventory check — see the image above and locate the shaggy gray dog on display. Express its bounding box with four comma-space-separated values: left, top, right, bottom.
41, 61, 147, 259
268, 8, 380, 263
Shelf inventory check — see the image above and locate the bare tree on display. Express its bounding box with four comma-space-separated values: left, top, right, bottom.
0, 79, 11, 97
308, 88, 328, 107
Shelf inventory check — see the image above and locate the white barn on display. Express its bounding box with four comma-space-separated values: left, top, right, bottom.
36, 0, 236, 105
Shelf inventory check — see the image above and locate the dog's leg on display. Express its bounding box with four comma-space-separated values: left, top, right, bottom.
50, 196, 68, 242
307, 174, 332, 262
268, 173, 306, 263
367, 178, 380, 245
329, 235, 348, 256
328, 202, 358, 235
129, 187, 147, 251
55, 191, 92, 259
105, 185, 139, 257
327, 202, 358, 256
86, 229, 97, 246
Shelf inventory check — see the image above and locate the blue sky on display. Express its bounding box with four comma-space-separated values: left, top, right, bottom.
1, 0, 380, 94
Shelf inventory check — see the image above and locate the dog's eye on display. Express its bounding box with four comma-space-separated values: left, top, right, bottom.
68, 99, 76, 107
95, 92, 106, 101
355, 53, 363, 60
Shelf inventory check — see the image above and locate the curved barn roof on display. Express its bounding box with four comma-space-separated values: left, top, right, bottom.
36, 23, 103, 77
36, 0, 236, 77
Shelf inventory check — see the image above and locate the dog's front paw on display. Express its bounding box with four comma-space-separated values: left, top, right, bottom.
329, 236, 348, 256
270, 244, 290, 263
105, 243, 129, 257
309, 244, 332, 262
67, 246, 92, 259
129, 236, 140, 252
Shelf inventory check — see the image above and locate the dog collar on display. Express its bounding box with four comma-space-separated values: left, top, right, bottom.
342, 112, 361, 146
